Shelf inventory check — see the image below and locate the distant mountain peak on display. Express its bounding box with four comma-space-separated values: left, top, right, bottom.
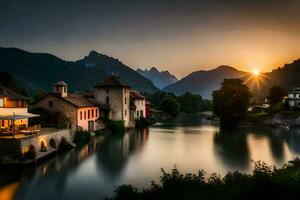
137, 67, 178, 89
164, 65, 249, 99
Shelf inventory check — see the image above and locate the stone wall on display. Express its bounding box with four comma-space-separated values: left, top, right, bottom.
0, 129, 72, 161
30, 95, 78, 135
95, 87, 132, 127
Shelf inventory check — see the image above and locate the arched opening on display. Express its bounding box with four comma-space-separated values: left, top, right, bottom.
40, 141, 47, 152
49, 138, 56, 149
24, 144, 36, 159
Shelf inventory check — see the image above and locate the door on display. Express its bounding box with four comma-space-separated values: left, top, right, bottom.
88, 121, 94, 132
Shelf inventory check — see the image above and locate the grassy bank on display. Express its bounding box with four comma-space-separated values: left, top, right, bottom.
110, 158, 300, 200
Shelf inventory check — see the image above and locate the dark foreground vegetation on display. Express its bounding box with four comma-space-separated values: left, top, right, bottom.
110, 158, 300, 200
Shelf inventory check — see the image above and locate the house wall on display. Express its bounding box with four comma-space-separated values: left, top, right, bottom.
77, 107, 99, 131
134, 99, 146, 119
95, 87, 132, 127
30, 95, 78, 136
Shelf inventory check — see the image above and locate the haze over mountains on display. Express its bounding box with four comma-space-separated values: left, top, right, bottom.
137, 67, 177, 89
0, 47, 159, 94
164, 66, 249, 99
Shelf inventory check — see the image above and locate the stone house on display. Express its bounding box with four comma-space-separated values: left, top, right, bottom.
31, 81, 100, 135
94, 75, 132, 127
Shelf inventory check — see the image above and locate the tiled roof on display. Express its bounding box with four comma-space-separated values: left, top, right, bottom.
54, 81, 68, 86
62, 94, 96, 108
0, 86, 29, 100
95, 75, 130, 88
130, 91, 146, 100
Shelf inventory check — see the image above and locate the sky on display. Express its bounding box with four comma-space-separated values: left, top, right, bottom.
1, 0, 300, 78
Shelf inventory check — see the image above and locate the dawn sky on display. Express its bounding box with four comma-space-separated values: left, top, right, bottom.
1, 0, 300, 78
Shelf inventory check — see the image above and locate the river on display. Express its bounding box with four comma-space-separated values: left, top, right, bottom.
1, 116, 300, 200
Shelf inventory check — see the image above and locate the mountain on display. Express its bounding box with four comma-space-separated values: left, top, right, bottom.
164, 66, 249, 99
137, 67, 178, 89
0, 47, 159, 94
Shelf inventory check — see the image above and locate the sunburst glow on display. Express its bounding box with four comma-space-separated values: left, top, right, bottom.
252, 69, 260, 76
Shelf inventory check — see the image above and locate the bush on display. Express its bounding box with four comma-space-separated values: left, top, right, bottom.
110, 157, 300, 200
135, 117, 151, 128
73, 131, 93, 144
109, 120, 125, 134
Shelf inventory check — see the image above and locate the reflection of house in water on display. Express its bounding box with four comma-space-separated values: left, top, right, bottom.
96, 129, 149, 177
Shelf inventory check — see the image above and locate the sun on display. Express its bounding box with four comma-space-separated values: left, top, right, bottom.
252, 69, 260, 76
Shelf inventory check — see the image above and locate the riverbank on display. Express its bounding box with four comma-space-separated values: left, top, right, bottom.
110, 158, 300, 200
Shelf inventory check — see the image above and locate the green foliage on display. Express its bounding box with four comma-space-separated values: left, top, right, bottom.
178, 92, 212, 113
159, 97, 180, 117
213, 79, 252, 128
109, 120, 125, 134
111, 157, 300, 200
146, 91, 212, 114
73, 131, 93, 144
135, 117, 152, 128
267, 85, 287, 106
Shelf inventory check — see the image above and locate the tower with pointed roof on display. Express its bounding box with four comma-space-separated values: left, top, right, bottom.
94, 75, 131, 127
53, 81, 68, 98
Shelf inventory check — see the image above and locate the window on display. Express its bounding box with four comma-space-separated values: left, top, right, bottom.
56, 86, 59, 92
140, 110, 144, 117
84, 111, 86, 120
92, 109, 94, 118
137, 110, 139, 117
80, 111, 82, 120
48, 101, 53, 107
125, 97, 127, 104
1, 120, 4, 127
63, 87, 67, 93
106, 89, 109, 94
125, 109, 127, 116
106, 96, 109, 104
88, 110, 90, 119
0, 98, 3, 107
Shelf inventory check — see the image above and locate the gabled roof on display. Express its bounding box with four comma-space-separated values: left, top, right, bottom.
63, 94, 96, 108
130, 91, 146, 100
0, 86, 29, 100
54, 80, 68, 86
94, 75, 130, 88
33, 93, 97, 108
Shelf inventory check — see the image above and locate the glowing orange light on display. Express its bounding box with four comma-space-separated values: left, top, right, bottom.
252, 69, 260, 76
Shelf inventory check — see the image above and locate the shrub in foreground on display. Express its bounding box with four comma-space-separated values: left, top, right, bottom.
110, 158, 300, 200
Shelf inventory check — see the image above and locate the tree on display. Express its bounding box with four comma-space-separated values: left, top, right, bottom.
213, 79, 252, 128
178, 92, 212, 113
159, 97, 180, 117
267, 85, 286, 106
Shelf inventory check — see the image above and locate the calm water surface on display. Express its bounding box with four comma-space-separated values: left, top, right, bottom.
2, 117, 300, 200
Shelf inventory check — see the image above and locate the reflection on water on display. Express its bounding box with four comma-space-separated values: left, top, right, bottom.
1, 121, 300, 199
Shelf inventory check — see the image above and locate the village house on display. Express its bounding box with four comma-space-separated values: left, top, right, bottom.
94, 75, 132, 127
130, 91, 146, 119
93, 75, 148, 128
31, 81, 101, 135
287, 87, 300, 108
0, 86, 39, 134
